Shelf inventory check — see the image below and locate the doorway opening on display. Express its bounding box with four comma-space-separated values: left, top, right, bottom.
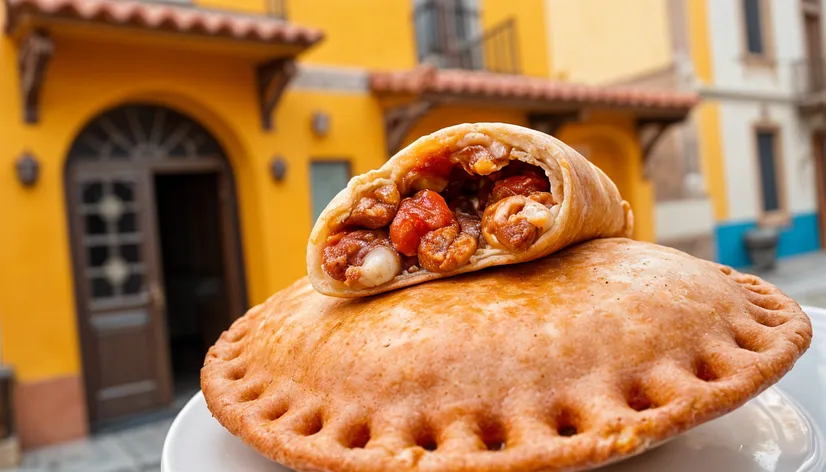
154, 173, 231, 402
67, 104, 248, 429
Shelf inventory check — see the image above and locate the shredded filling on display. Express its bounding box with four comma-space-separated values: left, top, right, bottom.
321, 136, 560, 288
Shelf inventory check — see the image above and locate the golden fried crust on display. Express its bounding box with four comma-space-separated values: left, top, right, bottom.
203, 239, 812, 472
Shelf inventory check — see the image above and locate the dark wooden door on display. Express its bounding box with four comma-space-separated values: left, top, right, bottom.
68, 168, 172, 422
66, 104, 246, 425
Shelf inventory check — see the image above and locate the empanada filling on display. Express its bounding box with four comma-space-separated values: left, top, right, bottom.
322, 135, 562, 288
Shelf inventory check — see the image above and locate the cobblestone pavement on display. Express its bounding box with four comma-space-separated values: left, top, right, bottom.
4, 251, 825, 471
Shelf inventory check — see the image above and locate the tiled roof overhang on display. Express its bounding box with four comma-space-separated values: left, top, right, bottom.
5, 0, 325, 127
370, 66, 699, 119
4, 0, 324, 46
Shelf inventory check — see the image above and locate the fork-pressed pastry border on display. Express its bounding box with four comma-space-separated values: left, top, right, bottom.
202, 239, 812, 472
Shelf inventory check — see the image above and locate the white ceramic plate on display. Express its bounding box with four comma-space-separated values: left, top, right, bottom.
162, 306, 826, 472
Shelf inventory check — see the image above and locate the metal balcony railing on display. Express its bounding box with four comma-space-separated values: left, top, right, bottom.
413, 0, 520, 75
454, 18, 520, 74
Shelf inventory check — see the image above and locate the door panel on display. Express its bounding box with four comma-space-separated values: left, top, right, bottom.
70, 169, 172, 424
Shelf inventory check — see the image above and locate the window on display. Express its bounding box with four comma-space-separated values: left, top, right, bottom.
755, 129, 782, 214
743, 0, 767, 56
310, 161, 351, 223
413, 0, 482, 69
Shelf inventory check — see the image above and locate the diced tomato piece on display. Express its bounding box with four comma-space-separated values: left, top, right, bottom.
389, 190, 455, 256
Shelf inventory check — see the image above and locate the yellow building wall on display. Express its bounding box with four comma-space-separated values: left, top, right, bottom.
0, 32, 388, 382
695, 103, 727, 221
546, 0, 672, 83
194, 0, 549, 76
686, 0, 713, 85
559, 115, 656, 243
686, 0, 727, 221
289, 0, 417, 70
192, 0, 418, 70
0, 41, 80, 383
482, 0, 550, 77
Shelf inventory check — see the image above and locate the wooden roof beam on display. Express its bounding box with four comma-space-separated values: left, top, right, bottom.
18, 29, 52, 124
257, 58, 298, 131
384, 101, 433, 156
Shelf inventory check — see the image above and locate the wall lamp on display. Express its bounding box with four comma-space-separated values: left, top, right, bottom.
15, 152, 40, 187
270, 156, 288, 182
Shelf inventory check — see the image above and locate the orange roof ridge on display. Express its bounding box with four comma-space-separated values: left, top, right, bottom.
5, 0, 324, 45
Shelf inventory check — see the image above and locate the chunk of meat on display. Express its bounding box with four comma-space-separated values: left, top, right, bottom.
418, 213, 481, 273
389, 190, 455, 257
456, 212, 482, 240
401, 151, 453, 193
481, 193, 556, 253
346, 184, 400, 228
322, 230, 400, 287
451, 145, 509, 175
489, 173, 551, 204
417, 151, 454, 178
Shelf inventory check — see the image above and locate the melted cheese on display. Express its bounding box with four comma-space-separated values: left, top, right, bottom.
358, 246, 402, 287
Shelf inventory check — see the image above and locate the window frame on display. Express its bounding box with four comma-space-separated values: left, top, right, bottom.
750, 123, 789, 227
308, 159, 353, 224
739, 0, 775, 66
412, 0, 483, 69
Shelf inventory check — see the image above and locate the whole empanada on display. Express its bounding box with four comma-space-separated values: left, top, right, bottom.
204, 238, 811, 472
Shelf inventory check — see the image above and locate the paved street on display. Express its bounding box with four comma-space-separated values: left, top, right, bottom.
4, 250, 825, 472
8, 418, 172, 472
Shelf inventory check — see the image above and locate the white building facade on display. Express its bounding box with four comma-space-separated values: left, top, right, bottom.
701, 0, 824, 266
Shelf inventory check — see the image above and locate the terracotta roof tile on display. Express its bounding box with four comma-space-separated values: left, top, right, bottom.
371, 66, 699, 112
5, 0, 324, 46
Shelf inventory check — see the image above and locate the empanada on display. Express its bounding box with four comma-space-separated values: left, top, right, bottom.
307, 123, 633, 298
204, 239, 811, 472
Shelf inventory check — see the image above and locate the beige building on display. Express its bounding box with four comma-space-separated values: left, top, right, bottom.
546, 0, 716, 260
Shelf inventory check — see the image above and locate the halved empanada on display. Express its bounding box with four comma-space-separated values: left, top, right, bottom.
203, 239, 811, 472
307, 123, 633, 298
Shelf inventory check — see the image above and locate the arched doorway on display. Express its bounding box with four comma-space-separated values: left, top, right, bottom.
65, 104, 247, 427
